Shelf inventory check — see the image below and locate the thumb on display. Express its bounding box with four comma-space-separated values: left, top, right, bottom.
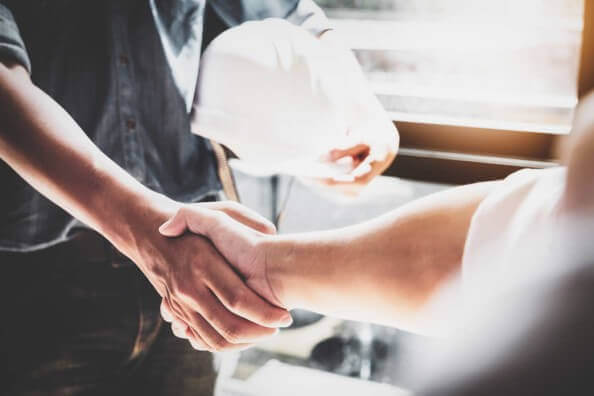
159, 210, 189, 237
330, 143, 370, 162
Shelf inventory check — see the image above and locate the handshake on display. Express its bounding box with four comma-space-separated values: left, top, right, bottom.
120, 20, 402, 352
136, 200, 295, 352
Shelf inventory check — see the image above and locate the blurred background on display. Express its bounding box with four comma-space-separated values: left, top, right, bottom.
216, 1, 587, 395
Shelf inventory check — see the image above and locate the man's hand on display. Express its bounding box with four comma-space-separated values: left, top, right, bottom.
0, 54, 291, 353
125, 201, 291, 352
316, 29, 398, 195
159, 202, 284, 336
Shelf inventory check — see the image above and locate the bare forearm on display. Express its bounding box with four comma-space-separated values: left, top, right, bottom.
266, 181, 497, 329
0, 63, 176, 260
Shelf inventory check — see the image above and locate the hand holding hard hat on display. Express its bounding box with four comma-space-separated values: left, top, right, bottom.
191, 19, 398, 193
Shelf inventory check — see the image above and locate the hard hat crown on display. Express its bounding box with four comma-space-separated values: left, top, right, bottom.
191, 19, 350, 176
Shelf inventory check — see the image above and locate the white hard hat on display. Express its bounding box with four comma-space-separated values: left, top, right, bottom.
191, 19, 357, 178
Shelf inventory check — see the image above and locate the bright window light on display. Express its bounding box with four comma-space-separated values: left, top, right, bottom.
317, 0, 585, 133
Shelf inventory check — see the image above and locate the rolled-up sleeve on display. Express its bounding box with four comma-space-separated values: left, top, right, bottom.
0, 3, 31, 73
284, 0, 332, 36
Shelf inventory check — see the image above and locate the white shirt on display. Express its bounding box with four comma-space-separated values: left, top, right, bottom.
462, 167, 567, 300
150, 0, 205, 112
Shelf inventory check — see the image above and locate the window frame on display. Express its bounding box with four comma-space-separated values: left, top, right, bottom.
380, 0, 592, 185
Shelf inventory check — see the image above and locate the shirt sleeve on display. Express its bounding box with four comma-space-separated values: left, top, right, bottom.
0, 3, 31, 73
284, 0, 333, 36
461, 167, 567, 297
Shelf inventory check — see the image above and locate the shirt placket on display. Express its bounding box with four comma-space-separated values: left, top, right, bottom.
111, 4, 146, 183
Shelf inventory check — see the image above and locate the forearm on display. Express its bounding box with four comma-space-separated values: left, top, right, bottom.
0, 62, 176, 261
266, 181, 497, 329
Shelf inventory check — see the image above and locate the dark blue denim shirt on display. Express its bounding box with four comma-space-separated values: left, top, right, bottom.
0, 0, 329, 251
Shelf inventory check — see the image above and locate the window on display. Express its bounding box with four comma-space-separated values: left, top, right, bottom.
317, 0, 585, 134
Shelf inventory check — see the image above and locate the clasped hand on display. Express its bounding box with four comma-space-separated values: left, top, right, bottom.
134, 201, 291, 352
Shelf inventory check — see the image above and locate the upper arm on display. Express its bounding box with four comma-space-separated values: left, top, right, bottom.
0, 4, 33, 143
0, 3, 31, 74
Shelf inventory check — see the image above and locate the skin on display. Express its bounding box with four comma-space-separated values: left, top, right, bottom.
412, 96, 594, 396
0, 26, 393, 351
158, 28, 399, 338
313, 30, 398, 195
161, 90, 594, 338
160, 181, 497, 333
0, 60, 292, 352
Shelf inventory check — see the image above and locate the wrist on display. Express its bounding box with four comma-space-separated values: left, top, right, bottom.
98, 186, 180, 270
261, 235, 296, 309
262, 234, 316, 310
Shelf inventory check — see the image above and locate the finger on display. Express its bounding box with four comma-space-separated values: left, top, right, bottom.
349, 154, 374, 179
162, 208, 258, 270
163, 212, 291, 326
314, 175, 367, 197
163, 263, 276, 351
160, 299, 174, 322
159, 203, 276, 238
323, 156, 379, 188
203, 256, 292, 327
188, 288, 280, 344
162, 298, 195, 339
183, 326, 209, 351
178, 301, 253, 351
188, 336, 210, 351
329, 143, 370, 164
166, 297, 210, 349
198, 201, 276, 235
171, 321, 189, 339
159, 209, 190, 237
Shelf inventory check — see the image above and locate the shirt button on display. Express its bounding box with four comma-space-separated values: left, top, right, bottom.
119, 54, 130, 66
126, 118, 136, 131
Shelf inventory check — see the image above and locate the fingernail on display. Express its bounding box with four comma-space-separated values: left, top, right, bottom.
158, 219, 172, 233
279, 313, 293, 327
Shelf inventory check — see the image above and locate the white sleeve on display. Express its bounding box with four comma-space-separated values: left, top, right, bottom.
461, 167, 567, 297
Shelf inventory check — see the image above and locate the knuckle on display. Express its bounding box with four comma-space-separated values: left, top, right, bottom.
210, 209, 227, 223
189, 338, 206, 351
171, 281, 189, 298
262, 311, 276, 325
211, 335, 230, 351
227, 288, 245, 311
221, 200, 237, 209
200, 308, 216, 325
173, 283, 199, 305
191, 262, 209, 280
222, 324, 242, 344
